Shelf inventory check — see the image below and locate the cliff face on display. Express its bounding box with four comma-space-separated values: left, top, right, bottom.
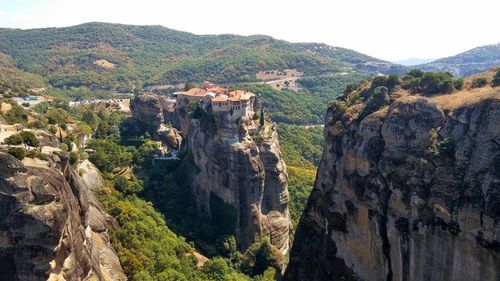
0, 151, 126, 281
285, 90, 500, 281
129, 93, 176, 130
178, 103, 292, 254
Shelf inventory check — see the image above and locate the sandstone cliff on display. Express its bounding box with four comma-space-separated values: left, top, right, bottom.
0, 149, 126, 281
129, 93, 176, 130
176, 100, 292, 255
129, 94, 182, 149
285, 88, 500, 281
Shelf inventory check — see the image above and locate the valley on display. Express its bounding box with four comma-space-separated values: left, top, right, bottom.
0, 20, 499, 281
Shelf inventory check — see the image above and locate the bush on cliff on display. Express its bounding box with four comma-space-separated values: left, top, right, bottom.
7, 147, 26, 160
358, 86, 390, 119
492, 69, 500, 87
192, 106, 218, 136
5, 131, 39, 147
401, 70, 464, 95
471, 77, 488, 88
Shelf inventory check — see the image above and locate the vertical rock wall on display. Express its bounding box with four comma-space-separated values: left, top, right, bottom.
285, 93, 500, 281
179, 106, 292, 254
0, 152, 126, 281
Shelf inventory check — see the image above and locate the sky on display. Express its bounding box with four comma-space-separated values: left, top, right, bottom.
0, 0, 499, 61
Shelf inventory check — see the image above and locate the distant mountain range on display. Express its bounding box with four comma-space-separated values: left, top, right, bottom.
0, 22, 498, 92
417, 44, 500, 76
0, 22, 404, 91
394, 58, 435, 66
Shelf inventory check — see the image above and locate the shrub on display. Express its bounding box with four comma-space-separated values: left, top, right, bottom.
60, 143, 69, 151
4, 134, 24, 145
434, 138, 455, 158
4, 131, 39, 146
369, 74, 400, 93
28, 120, 48, 130
80, 151, 89, 160
19, 131, 39, 146
370, 76, 389, 90
402, 77, 421, 93
419, 72, 455, 95
406, 68, 424, 78
48, 126, 58, 134
329, 100, 347, 117
454, 78, 464, 90
8, 147, 26, 160
25, 150, 50, 160
471, 77, 488, 88
69, 151, 79, 166
492, 69, 500, 87
359, 86, 390, 119
386, 74, 401, 92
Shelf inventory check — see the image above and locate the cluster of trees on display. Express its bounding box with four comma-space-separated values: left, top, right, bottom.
400, 69, 464, 95
241, 84, 325, 125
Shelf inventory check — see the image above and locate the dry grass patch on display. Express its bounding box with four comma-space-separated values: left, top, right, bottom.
430, 87, 500, 111
93, 59, 116, 69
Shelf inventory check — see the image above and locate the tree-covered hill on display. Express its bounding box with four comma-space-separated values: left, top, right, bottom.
0, 22, 404, 90
418, 43, 500, 76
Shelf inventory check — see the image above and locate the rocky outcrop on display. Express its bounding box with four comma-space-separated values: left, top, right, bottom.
158, 126, 183, 150
285, 92, 500, 281
130, 93, 176, 130
178, 105, 292, 255
0, 151, 126, 281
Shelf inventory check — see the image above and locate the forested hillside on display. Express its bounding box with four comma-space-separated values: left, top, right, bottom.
0, 22, 403, 91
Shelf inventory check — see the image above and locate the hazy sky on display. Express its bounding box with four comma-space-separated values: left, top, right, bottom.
1, 0, 499, 61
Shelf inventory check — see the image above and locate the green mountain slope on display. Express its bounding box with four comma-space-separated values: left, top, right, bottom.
418, 43, 500, 76
0, 22, 404, 90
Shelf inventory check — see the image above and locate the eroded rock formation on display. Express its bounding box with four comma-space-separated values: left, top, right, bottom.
177, 102, 292, 255
0, 151, 126, 281
130, 93, 176, 130
285, 91, 500, 281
